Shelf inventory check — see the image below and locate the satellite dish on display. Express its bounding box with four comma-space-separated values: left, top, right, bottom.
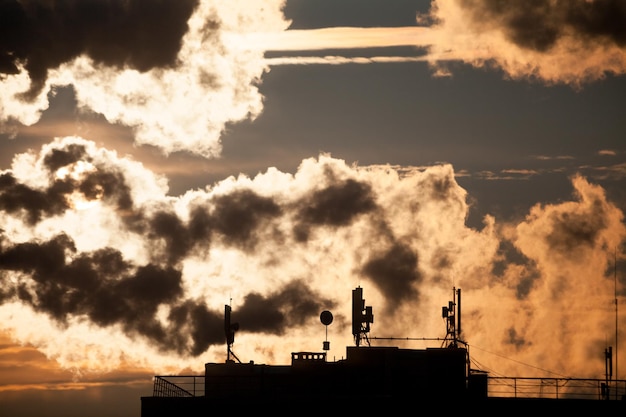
320, 310, 333, 326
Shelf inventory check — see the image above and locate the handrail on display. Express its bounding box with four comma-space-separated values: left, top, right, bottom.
487, 376, 626, 400
149, 374, 626, 401
152, 375, 205, 397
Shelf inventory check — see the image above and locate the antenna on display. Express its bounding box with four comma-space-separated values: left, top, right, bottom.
457, 287, 462, 340
603, 346, 613, 400
615, 246, 619, 387
224, 303, 241, 363
442, 287, 463, 348
320, 310, 333, 351
352, 286, 373, 347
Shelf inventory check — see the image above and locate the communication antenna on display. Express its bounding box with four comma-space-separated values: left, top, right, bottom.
224, 303, 241, 363
603, 346, 613, 400
615, 246, 619, 387
320, 310, 333, 351
442, 287, 462, 348
352, 286, 373, 347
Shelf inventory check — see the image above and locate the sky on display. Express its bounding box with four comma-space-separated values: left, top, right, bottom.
1, 0, 626, 415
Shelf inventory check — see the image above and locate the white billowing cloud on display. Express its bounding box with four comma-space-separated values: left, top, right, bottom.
0, 0, 290, 157
0, 137, 623, 382
465, 174, 626, 379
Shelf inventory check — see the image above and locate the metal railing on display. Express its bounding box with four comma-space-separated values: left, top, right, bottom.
487, 377, 626, 400
152, 376, 205, 397
150, 374, 626, 401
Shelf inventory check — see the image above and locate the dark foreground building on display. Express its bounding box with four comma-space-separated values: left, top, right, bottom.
141, 287, 625, 415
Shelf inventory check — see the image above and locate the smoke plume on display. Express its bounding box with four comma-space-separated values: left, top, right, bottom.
0, 0, 290, 156
0, 136, 623, 378
426, 0, 626, 85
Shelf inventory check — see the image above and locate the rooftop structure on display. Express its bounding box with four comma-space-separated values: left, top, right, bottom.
141, 287, 625, 415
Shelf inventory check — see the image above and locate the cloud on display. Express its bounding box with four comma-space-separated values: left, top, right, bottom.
3, 0, 624, 165
263, 1, 626, 86
0, 137, 623, 379
0, 0, 200, 100
0, 0, 290, 157
425, 0, 626, 85
491, 174, 626, 375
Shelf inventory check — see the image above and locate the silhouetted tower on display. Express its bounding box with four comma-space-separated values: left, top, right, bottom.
352, 286, 373, 347
442, 287, 462, 348
224, 304, 241, 363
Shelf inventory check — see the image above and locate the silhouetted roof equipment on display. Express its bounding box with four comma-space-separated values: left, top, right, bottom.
224, 304, 240, 363
320, 310, 333, 351
352, 286, 373, 347
141, 286, 626, 415
442, 287, 464, 348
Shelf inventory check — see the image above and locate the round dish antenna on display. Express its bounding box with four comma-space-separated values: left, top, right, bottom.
320, 310, 333, 326
320, 310, 333, 350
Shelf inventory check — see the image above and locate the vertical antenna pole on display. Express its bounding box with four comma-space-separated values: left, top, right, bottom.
457, 288, 462, 341
615, 246, 619, 392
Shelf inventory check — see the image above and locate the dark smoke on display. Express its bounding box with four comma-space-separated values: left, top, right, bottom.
362, 242, 421, 309
0, 143, 133, 225
0, 172, 73, 225
0, 140, 398, 356
235, 280, 338, 334
460, 0, 626, 52
0, 230, 337, 357
293, 178, 377, 242
0, 0, 200, 100
545, 196, 609, 254
210, 189, 283, 250
43, 143, 89, 171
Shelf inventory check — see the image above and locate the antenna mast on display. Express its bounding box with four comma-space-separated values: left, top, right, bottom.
352, 287, 373, 347
442, 287, 463, 348
615, 247, 619, 387
224, 304, 241, 363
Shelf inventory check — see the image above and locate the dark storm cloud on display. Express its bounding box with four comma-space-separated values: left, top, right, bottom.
460, 0, 626, 52
362, 242, 420, 307
294, 178, 377, 241
0, 0, 200, 100
283, 0, 429, 29
234, 280, 337, 334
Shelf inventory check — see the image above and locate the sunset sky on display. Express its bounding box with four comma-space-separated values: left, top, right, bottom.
1, 1, 626, 416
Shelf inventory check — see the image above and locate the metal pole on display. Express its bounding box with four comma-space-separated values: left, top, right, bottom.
613, 246, 619, 400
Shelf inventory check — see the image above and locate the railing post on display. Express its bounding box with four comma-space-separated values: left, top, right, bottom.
555, 379, 558, 399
